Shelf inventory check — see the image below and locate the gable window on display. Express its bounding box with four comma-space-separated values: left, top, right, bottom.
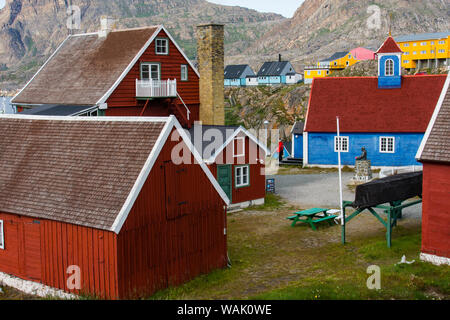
385, 59, 394, 76
155, 38, 169, 55
346, 61, 350, 66
181, 65, 188, 81
234, 137, 245, 157
0, 220, 4, 250
141, 63, 160, 81
235, 165, 250, 188
334, 136, 349, 153
380, 137, 395, 153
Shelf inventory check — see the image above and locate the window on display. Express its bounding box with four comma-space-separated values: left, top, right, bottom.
334, 136, 349, 152
307, 71, 311, 75
318, 71, 322, 75
326, 70, 330, 75
431, 50, 435, 54
141, 63, 160, 80
155, 38, 169, 55
346, 61, 350, 66
430, 41, 435, 45
78, 109, 99, 117
421, 50, 427, 54
233, 137, 245, 157
413, 43, 417, 46
404, 60, 410, 64
403, 43, 409, 47
404, 52, 410, 55
438, 49, 446, 53
235, 165, 250, 188
181, 65, 188, 81
385, 59, 394, 76
0, 220, 4, 250
413, 51, 417, 55
438, 40, 445, 45
380, 137, 395, 153
348, 54, 352, 59
421, 42, 427, 46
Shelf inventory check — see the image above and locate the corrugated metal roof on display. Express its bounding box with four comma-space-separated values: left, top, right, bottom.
224, 65, 254, 79
395, 31, 450, 43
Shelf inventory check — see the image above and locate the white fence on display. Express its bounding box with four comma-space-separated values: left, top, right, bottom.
136, 79, 177, 98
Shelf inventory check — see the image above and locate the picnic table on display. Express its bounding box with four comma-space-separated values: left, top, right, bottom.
287, 208, 339, 231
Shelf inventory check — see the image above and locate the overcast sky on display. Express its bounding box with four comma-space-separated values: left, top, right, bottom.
207, 0, 304, 18
0, 0, 6, 10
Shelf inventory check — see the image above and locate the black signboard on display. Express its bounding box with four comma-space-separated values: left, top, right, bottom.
266, 179, 275, 193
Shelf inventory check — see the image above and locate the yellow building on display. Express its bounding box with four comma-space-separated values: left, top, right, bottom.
304, 49, 373, 84
395, 31, 450, 70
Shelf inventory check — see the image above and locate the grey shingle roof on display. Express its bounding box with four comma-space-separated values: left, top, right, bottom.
257, 61, 292, 76
19, 104, 95, 116
395, 31, 450, 43
320, 52, 349, 62
0, 117, 166, 230
224, 65, 254, 79
188, 124, 239, 159
291, 121, 304, 135
420, 83, 450, 163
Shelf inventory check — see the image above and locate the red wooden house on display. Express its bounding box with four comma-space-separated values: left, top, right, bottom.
11, 21, 198, 128
416, 72, 450, 266
188, 124, 269, 209
0, 115, 230, 299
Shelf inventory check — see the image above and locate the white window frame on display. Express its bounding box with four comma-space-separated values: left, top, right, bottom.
0, 220, 4, 250
403, 43, 409, 47
140, 62, 160, 81
421, 42, 427, 46
438, 40, 445, 45
334, 136, 349, 153
233, 137, 245, 157
235, 165, 250, 188
181, 64, 188, 81
155, 38, 169, 55
380, 136, 395, 153
385, 59, 394, 76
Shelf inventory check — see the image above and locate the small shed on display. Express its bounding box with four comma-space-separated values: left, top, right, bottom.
0, 115, 229, 299
291, 121, 305, 159
416, 72, 450, 265
189, 124, 268, 209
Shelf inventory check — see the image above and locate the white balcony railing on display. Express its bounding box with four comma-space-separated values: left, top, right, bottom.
136, 79, 177, 98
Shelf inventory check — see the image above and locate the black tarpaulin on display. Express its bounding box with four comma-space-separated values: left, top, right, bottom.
353, 172, 423, 209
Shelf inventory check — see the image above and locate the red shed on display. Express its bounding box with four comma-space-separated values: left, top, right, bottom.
417, 72, 450, 266
189, 124, 269, 210
0, 115, 229, 299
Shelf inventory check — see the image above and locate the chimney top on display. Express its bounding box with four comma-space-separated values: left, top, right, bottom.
99, 16, 116, 38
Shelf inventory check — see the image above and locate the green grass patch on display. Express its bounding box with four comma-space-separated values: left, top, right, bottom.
244, 193, 285, 211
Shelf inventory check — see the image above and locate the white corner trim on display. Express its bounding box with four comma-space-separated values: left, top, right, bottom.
96, 25, 164, 105
0, 271, 77, 299
420, 253, 450, 266
207, 127, 269, 163
416, 71, 450, 160
11, 36, 72, 104
111, 116, 175, 233
173, 121, 231, 206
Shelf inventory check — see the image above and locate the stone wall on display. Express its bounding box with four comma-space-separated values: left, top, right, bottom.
196, 24, 225, 125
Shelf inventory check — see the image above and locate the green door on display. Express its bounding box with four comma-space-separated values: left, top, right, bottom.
217, 165, 232, 203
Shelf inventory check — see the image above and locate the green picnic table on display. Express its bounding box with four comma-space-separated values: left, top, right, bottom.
287, 208, 338, 231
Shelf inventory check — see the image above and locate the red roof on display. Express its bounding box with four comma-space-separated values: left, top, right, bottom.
304, 75, 447, 133
376, 36, 403, 54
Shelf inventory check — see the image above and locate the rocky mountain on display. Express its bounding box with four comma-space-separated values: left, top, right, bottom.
0, 0, 284, 90
230, 0, 450, 71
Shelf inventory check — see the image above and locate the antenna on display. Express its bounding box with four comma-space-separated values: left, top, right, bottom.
388, 12, 393, 37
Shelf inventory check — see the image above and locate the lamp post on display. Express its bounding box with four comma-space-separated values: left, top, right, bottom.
264, 120, 269, 152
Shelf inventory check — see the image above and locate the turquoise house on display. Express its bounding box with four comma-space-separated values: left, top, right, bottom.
224, 65, 255, 87
257, 56, 297, 86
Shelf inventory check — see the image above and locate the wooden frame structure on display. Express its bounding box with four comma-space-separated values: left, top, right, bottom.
341, 198, 422, 248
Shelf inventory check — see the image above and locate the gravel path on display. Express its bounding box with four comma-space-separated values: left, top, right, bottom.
268, 172, 422, 219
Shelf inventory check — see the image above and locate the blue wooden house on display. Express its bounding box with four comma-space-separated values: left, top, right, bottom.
257, 56, 297, 86
224, 65, 255, 87
303, 37, 447, 168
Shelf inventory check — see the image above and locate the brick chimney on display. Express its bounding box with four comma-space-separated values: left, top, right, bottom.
196, 24, 225, 126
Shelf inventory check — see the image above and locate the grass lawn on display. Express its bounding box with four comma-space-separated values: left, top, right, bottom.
151, 195, 449, 300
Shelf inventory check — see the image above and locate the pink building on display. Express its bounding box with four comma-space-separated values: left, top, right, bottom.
350, 47, 375, 61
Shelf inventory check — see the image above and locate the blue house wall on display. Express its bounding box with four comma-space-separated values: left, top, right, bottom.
378, 55, 402, 89
308, 132, 424, 166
